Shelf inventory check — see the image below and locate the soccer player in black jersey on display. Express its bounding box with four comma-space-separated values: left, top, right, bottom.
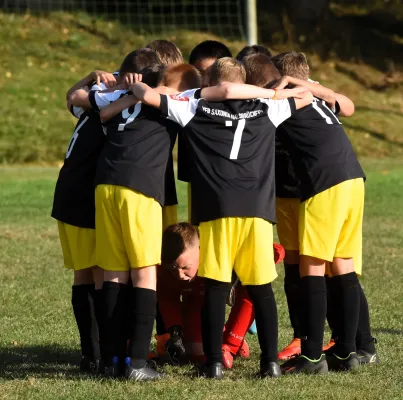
52, 69, 118, 373
72, 61, 202, 381
130, 57, 313, 378
272, 52, 378, 371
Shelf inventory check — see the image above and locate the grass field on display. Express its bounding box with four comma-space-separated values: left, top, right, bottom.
0, 161, 402, 399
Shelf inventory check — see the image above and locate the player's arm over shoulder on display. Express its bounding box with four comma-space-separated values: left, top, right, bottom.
334, 93, 355, 117
199, 83, 312, 110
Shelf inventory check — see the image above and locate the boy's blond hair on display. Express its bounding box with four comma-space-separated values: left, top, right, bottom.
162, 64, 201, 91
242, 53, 281, 88
209, 57, 246, 86
272, 52, 310, 81
146, 40, 184, 66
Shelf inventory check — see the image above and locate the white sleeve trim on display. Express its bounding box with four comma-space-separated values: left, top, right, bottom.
258, 98, 292, 128
94, 89, 128, 110
165, 89, 200, 127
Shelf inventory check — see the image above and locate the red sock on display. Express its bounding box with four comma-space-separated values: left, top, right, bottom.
223, 285, 255, 354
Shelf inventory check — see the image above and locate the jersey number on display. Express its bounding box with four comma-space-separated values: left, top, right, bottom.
65, 116, 89, 159
229, 119, 246, 160
118, 103, 142, 131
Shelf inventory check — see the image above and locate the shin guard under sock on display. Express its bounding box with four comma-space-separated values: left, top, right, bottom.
102, 281, 128, 366
93, 288, 106, 362
72, 284, 100, 360
325, 275, 339, 339
223, 285, 254, 354
156, 302, 167, 336
201, 279, 231, 364
331, 272, 360, 357
284, 264, 301, 338
245, 283, 278, 363
128, 287, 157, 369
300, 276, 327, 360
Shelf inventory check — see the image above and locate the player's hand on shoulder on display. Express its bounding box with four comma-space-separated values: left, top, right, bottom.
275, 75, 291, 90
124, 72, 142, 88
91, 70, 117, 88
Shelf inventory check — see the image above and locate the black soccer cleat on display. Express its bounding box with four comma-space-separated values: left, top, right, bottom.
103, 356, 120, 378
125, 358, 163, 381
260, 361, 282, 378
357, 349, 379, 365
326, 351, 360, 371
280, 356, 298, 373
200, 362, 224, 379
285, 354, 328, 375
79, 355, 100, 374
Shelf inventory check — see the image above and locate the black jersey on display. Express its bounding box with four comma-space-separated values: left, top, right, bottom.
275, 132, 300, 198
160, 89, 296, 225
277, 97, 365, 201
92, 90, 177, 206
51, 95, 105, 229
177, 129, 192, 183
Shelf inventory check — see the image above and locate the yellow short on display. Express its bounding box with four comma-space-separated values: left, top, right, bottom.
198, 217, 277, 285
299, 178, 364, 274
276, 197, 300, 251
162, 205, 178, 231
57, 221, 96, 271
95, 184, 162, 271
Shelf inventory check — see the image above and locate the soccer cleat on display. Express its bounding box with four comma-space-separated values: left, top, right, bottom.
200, 362, 224, 379
104, 357, 119, 378
278, 338, 301, 360
325, 351, 360, 372
237, 339, 250, 358
357, 349, 379, 365
222, 345, 234, 369
125, 358, 163, 381
79, 355, 100, 374
280, 355, 298, 373
323, 338, 336, 352
285, 354, 328, 375
260, 361, 282, 378
248, 320, 257, 335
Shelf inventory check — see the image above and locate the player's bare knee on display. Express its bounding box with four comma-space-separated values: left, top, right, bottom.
73, 268, 94, 285
330, 257, 355, 276
131, 265, 157, 290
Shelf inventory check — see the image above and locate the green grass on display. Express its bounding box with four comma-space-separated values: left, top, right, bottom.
0, 11, 402, 163
1, 161, 403, 399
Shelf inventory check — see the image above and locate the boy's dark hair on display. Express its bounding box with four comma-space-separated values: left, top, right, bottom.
119, 48, 160, 77
146, 40, 184, 66
242, 54, 281, 88
189, 40, 232, 65
272, 51, 310, 81
140, 64, 166, 88
161, 223, 199, 265
209, 57, 246, 86
162, 64, 201, 91
236, 45, 272, 61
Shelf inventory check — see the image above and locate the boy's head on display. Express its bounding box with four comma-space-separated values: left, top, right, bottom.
161, 64, 201, 91
208, 57, 246, 86
189, 40, 232, 87
236, 45, 272, 61
119, 48, 160, 77
161, 223, 200, 282
140, 64, 166, 88
271, 51, 310, 81
242, 53, 281, 88
146, 40, 184, 66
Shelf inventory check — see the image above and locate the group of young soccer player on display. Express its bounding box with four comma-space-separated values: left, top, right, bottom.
52, 38, 379, 381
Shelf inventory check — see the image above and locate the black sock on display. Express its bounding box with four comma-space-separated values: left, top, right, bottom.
93, 288, 106, 362
245, 283, 278, 364
331, 272, 360, 357
128, 287, 156, 369
71, 284, 100, 360
300, 276, 327, 360
201, 279, 231, 365
156, 302, 167, 335
284, 264, 301, 338
325, 275, 338, 340
102, 281, 128, 366
356, 284, 375, 353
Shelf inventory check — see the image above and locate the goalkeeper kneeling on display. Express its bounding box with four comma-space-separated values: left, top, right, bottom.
155, 223, 285, 367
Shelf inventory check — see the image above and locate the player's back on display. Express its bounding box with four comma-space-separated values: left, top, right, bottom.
162, 92, 294, 224
277, 97, 365, 200
95, 98, 177, 206
52, 105, 105, 229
